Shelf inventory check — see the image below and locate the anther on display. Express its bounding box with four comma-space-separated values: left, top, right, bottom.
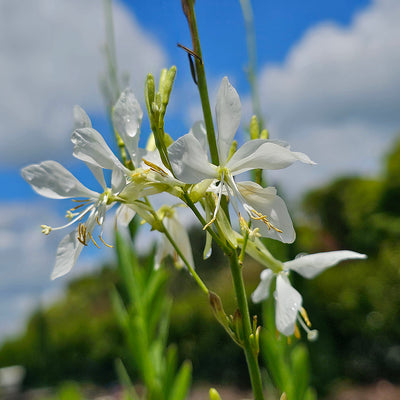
77, 223, 88, 246
300, 307, 312, 327
249, 209, 283, 233
142, 158, 169, 177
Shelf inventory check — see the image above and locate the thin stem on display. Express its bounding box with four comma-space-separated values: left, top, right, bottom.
143, 197, 209, 295
229, 251, 264, 400
239, 0, 263, 128
103, 0, 120, 104
182, 0, 219, 166
162, 222, 209, 295
182, 192, 230, 254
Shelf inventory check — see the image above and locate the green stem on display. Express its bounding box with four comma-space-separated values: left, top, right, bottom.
162, 222, 209, 295
182, 0, 219, 166
229, 251, 264, 400
182, 192, 230, 254
143, 197, 209, 295
239, 0, 264, 128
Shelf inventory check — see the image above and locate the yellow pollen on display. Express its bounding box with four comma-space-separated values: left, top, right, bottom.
72, 199, 91, 203
249, 209, 283, 233
294, 324, 301, 339
142, 158, 169, 177
96, 216, 101, 226
300, 307, 312, 328
41, 225, 52, 235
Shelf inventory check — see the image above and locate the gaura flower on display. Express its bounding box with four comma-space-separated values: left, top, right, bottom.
21, 98, 156, 279
154, 206, 195, 270
21, 160, 126, 279
251, 250, 367, 338
168, 77, 315, 242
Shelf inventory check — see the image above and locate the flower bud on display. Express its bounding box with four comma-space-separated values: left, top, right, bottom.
209, 388, 222, 400
145, 73, 155, 118
249, 115, 259, 140
162, 65, 177, 107
260, 128, 269, 139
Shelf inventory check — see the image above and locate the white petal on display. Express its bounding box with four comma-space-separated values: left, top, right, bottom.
190, 121, 208, 153
116, 204, 136, 227
85, 162, 106, 190
216, 77, 241, 164
284, 250, 367, 279
251, 269, 274, 303
72, 128, 125, 171
21, 160, 98, 199
227, 140, 315, 175
168, 133, 217, 183
275, 275, 302, 336
112, 88, 143, 165
167, 215, 195, 269
51, 228, 84, 279
154, 237, 172, 270
111, 165, 126, 193
73, 105, 92, 129
238, 182, 295, 243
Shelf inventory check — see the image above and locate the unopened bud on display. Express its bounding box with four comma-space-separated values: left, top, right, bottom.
145, 73, 155, 117
260, 128, 269, 139
158, 68, 168, 93
209, 388, 222, 400
190, 179, 213, 203
162, 65, 177, 107
227, 140, 237, 162
209, 291, 230, 330
249, 115, 259, 140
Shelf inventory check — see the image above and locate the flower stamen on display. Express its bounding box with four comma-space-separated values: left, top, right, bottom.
77, 223, 88, 246
99, 235, 113, 248
65, 210, 78, 220
203, 172, 225, 230
142, 158, 169, 177
296, 309, 319, 342
248, 208, 283, 233
87, 231, 100, 249
41, 225, 52, 235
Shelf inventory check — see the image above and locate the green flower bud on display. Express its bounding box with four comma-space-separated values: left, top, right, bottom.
158, 68, 168, 93
209, 388, 222, 400
260, 128, 269, 139
145, 73, 155, 118
249, 115, 259, 140
162, 65, 177, 107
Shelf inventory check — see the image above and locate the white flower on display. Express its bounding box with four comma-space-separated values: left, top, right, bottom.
168, 77, 314, 242
251, 250, 367, 338
154, 206, 195, 271
21, 160, 126, 279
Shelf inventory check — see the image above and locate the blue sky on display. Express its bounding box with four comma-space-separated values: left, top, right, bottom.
1, 0, 399, 342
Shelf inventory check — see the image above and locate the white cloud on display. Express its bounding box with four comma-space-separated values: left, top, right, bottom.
0, 202, 114, 342
0, 0, 166, 167
258, 0, 400, 198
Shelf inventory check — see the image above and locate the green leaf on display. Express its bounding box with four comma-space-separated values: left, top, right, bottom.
168, 360, 192, 400
290, 344, 311, 400
163, 344, 178, 398
115, 359, 140, 400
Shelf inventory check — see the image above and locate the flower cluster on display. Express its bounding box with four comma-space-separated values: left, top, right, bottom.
22, 75, 366, 337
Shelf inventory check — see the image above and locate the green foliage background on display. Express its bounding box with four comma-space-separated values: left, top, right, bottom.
2, 136, 400, 395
